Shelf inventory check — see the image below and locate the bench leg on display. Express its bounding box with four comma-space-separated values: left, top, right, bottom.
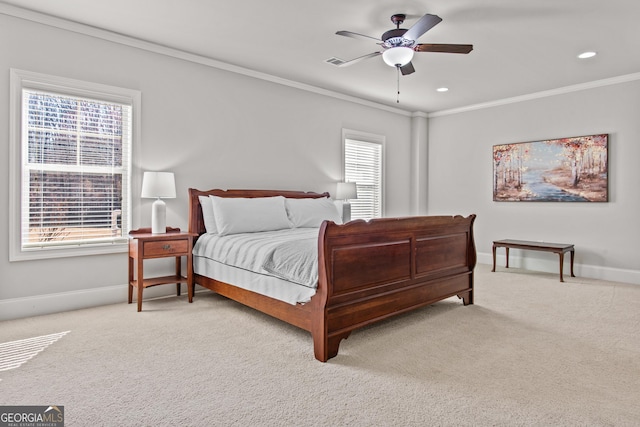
505, 247, 510, 268
492, 245, 497, 272
570, 249, 576, 278
558, 252, 565, 282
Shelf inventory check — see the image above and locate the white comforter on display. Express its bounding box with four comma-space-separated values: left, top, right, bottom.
192, 228, 319, 289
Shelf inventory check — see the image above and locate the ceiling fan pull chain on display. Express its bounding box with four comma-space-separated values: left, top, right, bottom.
396, 65, 401, 103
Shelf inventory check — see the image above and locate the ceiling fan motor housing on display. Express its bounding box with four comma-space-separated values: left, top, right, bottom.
383, 32, 414, 46
382, 28, 416, 49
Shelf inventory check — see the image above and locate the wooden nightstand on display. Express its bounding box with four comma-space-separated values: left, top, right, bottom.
128, 227, 197, 311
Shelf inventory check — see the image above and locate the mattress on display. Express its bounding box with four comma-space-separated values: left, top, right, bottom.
192, 228, 319, 305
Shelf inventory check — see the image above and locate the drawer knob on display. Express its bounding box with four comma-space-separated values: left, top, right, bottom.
163, 244, 172, 250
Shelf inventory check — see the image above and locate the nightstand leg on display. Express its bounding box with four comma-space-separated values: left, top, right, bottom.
187, 252, 193, 303
137, 256, 144, 312
128, 256, 133, 304
175, 257, 181, 296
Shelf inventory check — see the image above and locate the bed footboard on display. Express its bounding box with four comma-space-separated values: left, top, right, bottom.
312, 215, 476, 362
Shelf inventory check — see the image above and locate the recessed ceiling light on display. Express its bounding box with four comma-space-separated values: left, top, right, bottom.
578, 51, 597, 59
436, 87, 449, 92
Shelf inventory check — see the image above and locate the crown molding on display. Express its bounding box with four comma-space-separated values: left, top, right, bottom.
429, 72, 640, 118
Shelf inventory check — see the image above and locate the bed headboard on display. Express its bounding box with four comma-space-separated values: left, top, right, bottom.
188, 188, 331, 236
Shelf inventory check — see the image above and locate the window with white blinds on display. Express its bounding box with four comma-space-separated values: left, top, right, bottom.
344, 137, 383, 220
10, 70, 138, 260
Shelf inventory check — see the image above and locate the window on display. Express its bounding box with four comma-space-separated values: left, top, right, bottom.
343, 129, 384, 220
10, 69, 139, 260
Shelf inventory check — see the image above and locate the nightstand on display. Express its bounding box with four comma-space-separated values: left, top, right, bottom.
128, 227, 197, 312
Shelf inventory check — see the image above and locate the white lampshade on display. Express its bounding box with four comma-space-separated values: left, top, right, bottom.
382, 47, 414, 67
141, 171, 176, 234
141, 171, 176, 199
336, 182, 357, 200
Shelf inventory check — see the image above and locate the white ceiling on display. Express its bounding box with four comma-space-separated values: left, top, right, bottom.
3, 0, 640, 113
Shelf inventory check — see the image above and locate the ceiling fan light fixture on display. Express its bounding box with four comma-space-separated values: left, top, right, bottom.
382, 47, 414, 67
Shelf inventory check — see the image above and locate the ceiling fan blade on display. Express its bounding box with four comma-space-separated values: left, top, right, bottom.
415, 44, 473, 54
400, 62, 415, 75
402, 13, 442, 41
336, 30, 381, 42
337, 52, 382, 67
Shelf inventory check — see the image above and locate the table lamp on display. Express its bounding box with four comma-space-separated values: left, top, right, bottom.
336, 182, 357, 222
141, 171, 176, 234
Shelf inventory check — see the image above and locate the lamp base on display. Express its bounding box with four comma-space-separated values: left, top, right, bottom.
342, 201, 351, 223
151, 198, 167, 234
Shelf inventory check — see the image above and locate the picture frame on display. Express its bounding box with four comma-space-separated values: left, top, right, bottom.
493, 134, 608, 202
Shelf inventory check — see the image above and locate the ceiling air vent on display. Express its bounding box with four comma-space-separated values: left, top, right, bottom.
325, 57, 346, 66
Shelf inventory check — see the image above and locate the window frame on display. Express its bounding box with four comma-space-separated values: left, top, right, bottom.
342, 128, 385, 219
9, 69, 140, 261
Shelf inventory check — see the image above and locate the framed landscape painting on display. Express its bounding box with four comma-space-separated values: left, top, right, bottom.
493, 134, 608, 202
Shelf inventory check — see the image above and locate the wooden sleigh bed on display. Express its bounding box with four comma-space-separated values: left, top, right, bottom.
188, 188, 477, 362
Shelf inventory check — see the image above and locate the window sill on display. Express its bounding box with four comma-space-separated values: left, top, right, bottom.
10, 241, 128, 262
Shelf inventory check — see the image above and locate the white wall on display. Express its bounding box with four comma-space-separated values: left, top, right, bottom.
428, 80, 640, 283
0, 13, 412, 319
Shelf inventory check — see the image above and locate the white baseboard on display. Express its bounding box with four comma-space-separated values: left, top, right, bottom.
477, 252, 640, 285
0, 283, 192, 322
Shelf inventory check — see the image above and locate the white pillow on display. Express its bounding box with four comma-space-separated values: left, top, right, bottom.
199, 196, 218, 234
211, 195, 291, 236
285, 197, 343, 228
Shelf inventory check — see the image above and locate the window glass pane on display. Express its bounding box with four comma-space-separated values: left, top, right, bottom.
27, 92, 77, 131
80, 134, 123, 167
25, 171, 122, 246
28, 129, 77, 164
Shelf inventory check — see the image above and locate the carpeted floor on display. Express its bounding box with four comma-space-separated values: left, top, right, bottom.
1, 264, 639, 426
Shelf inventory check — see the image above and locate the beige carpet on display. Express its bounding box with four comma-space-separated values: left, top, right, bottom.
1, 264, 639, 426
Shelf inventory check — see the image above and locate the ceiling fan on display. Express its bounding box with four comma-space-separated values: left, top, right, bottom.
335, 13, 473, 76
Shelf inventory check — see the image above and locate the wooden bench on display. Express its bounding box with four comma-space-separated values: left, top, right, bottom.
492, 239, 575, 282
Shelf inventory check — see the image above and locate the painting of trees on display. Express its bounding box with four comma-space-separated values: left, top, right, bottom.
493, 134, 608, 202
555, 134, 608, 188
493, 143, 530, 195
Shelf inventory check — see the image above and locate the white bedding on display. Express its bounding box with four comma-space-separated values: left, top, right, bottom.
192, 228, 319, 305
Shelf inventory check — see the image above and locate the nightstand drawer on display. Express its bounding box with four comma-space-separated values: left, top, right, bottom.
144, 240, 189, 257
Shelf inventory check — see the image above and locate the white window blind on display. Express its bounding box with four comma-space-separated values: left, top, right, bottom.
21, 89, 131, 249
9, 69, 138, 260
344, 138, 383, 220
